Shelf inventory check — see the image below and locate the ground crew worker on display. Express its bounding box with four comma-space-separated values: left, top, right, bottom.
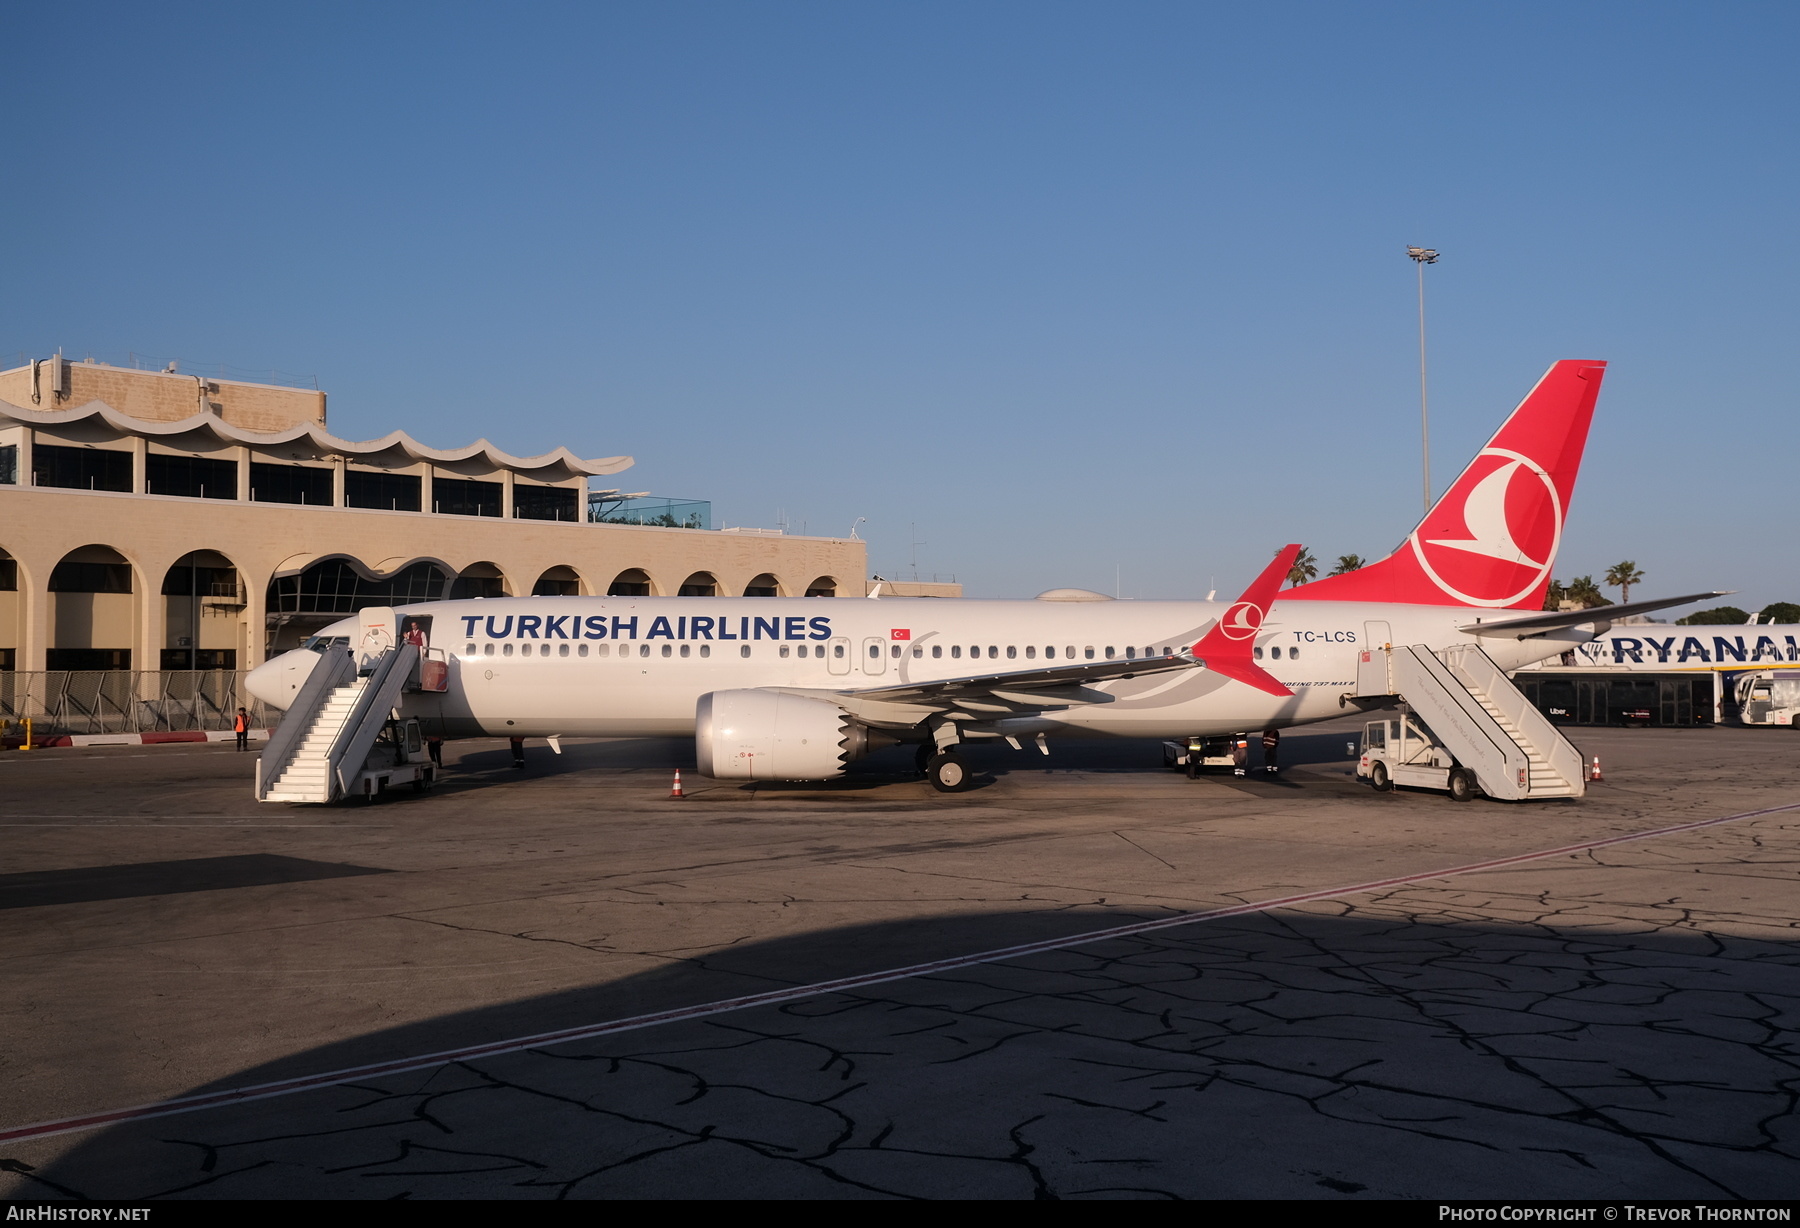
427, 735, 443, 767
1262, 727, 1280, 774
234, 707, 249, 752
1232, 737, 1248, 776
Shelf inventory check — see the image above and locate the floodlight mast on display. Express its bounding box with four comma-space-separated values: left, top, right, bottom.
1407, 246, 1439, 515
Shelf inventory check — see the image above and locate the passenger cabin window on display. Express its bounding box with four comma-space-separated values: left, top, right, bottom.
639, 644, 650, 658
741, 645, 752, 658
1105, 647, 1115, 658
832, 644, 844, 658
1084, 647, 1094, 659
932, 646, 942, 658
559, 644, 570, 657
1126, 647, 1137, 660
780, 645, 790, 658
466, 642, 476, 655
1254, 647, 1264, 659
1025, 646, 1036, 659
891, 645, 901, 657
484, 643, 495, 656
912, 646, 923, 658
578, 644, 588, 657
868, 645, 879, 659
679, 644, 690, 658
502, 644, 514, 657
951, 646, 962, 659
595, 644, 609, 657
1290, 647, 1299, 658
699, 645, 710, 658
1008, 646, 1018, 659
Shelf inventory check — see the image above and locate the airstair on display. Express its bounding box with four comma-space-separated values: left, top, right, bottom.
255, 640, 420, 804
1356, 641, 1585, 801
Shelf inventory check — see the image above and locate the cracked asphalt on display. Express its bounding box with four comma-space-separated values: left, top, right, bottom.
2, 719, 1798, 1198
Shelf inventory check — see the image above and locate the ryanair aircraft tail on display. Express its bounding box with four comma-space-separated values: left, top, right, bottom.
1284, 359, 1607, 610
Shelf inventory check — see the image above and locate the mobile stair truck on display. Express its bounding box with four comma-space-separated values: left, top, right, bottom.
1350, 637, 1587, 803
254, 606, 449, 804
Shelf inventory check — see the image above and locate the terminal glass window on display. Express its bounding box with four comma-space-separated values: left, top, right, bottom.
250, 463, 333, 506
50, 560, 132, 592
33, 445, 131, 493
147, 454, 237, 500
346, 470, 422, 512
162, 564, 238, 599
45, 648, 130, 670
267, 560, 449, 615
514, 484, 580, 522
435, 478, 501, 517
0, 444, 15, 484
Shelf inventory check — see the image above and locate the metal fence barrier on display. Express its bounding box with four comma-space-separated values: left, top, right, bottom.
0, 671, 275, 736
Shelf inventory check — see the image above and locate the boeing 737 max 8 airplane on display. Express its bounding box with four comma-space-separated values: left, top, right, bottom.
248, 360, 1719, 793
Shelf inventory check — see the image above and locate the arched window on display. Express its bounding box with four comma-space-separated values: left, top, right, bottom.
607, 568, 654, 597
804, 575, 838, 598
47, 545, 135, 670
744, 573, 781, 597
450, 562, 509, 600
678, 572, 719, 597
161, 549, 242, 670
532, 566, 583, 596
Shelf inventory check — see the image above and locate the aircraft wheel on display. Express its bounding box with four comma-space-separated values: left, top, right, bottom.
1447, 767, 1474, 802
926, 751, 973, 793
1370, 762, 1391, 792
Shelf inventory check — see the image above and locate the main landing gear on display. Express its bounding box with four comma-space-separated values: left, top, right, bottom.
924, 750, 974, 793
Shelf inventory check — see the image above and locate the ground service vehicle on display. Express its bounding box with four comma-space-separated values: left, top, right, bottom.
1736, 671, 1800, 727
1356, 713, 1478, 801
1162, 735, 1249, 777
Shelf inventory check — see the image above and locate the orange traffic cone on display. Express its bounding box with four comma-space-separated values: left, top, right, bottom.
1590, 755, 1603, 782
670, 768, 685, 799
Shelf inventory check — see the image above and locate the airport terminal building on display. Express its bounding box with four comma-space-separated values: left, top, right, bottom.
0, 356, 919, 732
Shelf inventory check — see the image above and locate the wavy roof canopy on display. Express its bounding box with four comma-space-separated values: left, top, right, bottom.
0, 398, 632, 481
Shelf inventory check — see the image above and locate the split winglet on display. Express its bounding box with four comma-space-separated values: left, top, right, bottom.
1191, 545, 1300, 697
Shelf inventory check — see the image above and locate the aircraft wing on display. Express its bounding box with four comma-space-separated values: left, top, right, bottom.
767, 653, 1202, 727
856, 651, 1197, 704
1462, 591, 1731, 637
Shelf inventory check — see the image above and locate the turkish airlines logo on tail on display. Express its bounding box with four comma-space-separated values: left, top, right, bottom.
1217, 599, 1265, 640
1410, 447, 1562, 607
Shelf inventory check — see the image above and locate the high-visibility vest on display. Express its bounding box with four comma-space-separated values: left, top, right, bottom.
234, 712, 247, 733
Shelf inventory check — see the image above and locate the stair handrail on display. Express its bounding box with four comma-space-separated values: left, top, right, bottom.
1440, 644, 1586, 795
328, 643, 419, 800
256, 648, 356, 800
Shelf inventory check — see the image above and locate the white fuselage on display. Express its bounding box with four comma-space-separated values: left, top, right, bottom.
272, 596, 1575, 741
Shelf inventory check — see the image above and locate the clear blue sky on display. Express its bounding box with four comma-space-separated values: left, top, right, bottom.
7, 2, 1796, 608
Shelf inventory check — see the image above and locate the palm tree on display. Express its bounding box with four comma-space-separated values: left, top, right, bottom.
1330, 554, 1365, 576
1543, 578, 1568, 611
1567, 575, 1610, 609
1286, 547, 1317, 587
1604, 560, 1644, 604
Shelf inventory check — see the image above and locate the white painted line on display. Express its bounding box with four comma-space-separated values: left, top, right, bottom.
5, 799, 1797, 1145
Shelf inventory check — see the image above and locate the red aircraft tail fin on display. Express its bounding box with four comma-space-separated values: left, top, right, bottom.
1191, 545, 1299, 697
1284, 360, 1606, 609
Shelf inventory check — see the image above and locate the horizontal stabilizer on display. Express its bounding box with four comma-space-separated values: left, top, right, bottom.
1462, 591, 1731, 637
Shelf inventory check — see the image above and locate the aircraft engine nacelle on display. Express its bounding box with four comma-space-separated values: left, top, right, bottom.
696, 689, 881, 781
